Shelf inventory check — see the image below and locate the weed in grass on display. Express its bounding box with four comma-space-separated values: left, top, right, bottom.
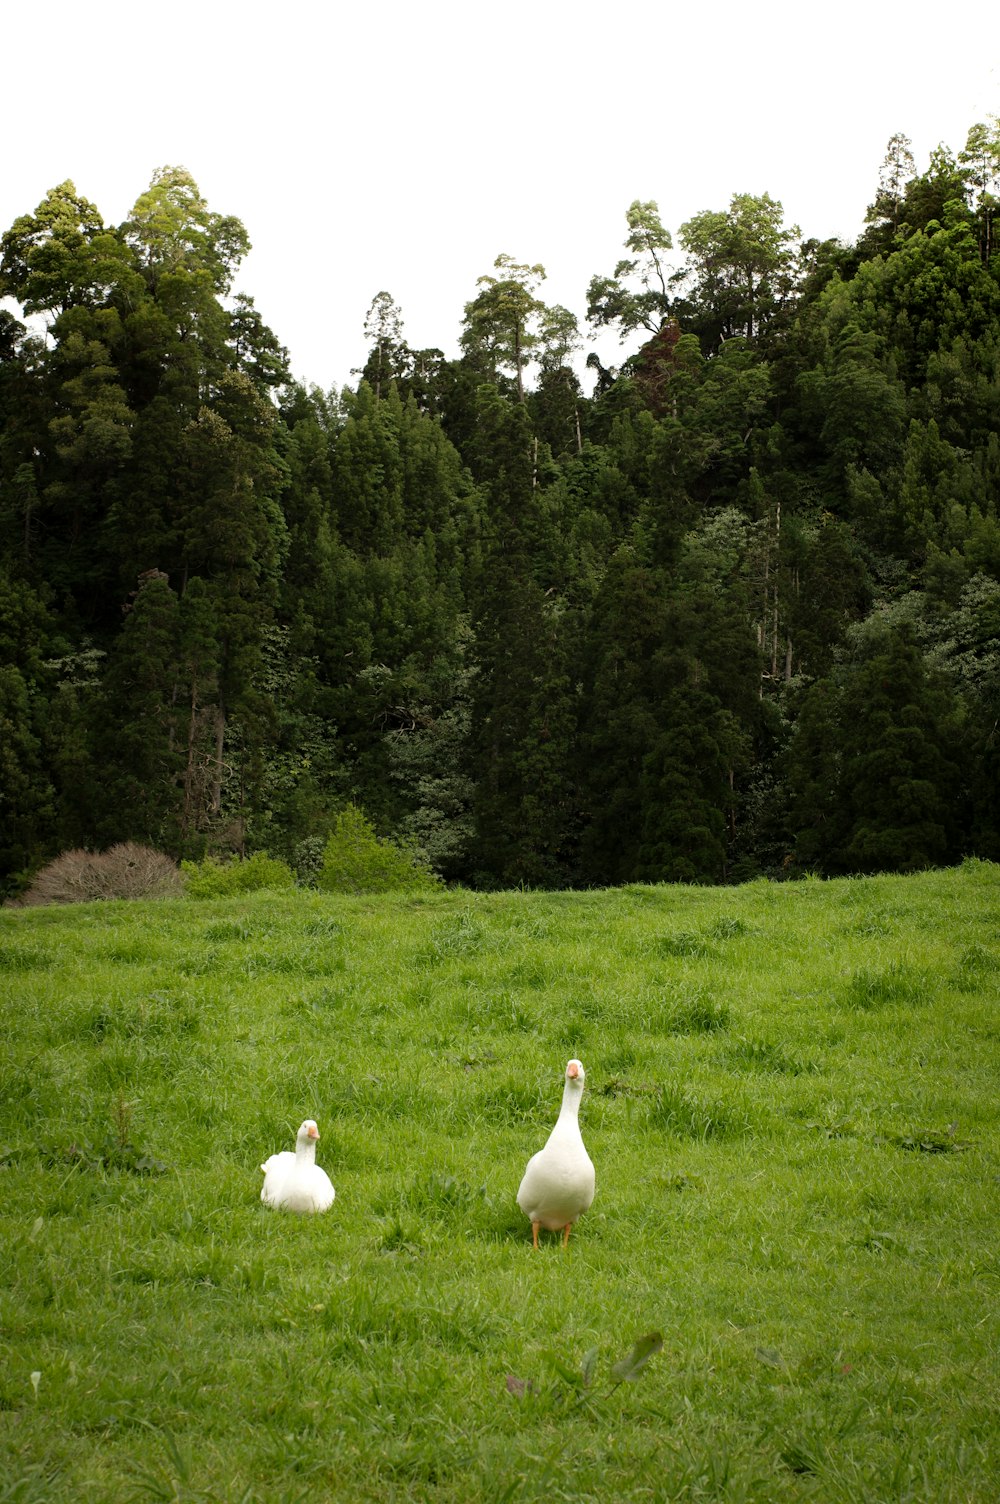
646, 1082, 748, 1140
421, 911, 492, 962
842, 960, 928, 1010
476, 1078, 549, 1126
720, 1037, 809, 1075
953, 943, 999, 992
855, 1224, 910, 1257
658, 1170, 704, 1192
505, 959, 548, 989
0, 1058, 50, 1119
658, 987, 731, 1034
554, 1009, 591, 1051
598, 1034, 639, 1075
302, 984, 349, 1014
877, 1124, 972, 1153
301, 915, 342, 938
463, 986, 535, 1033
0, 1462, 66, 1502
241, 945, 346, 978
841, 911, 896, 938
707, 915, 754, 940
202, 918, 256, 942
0, 944, 54, 972
654, 931, 714, 958
84, 991, 200, 1042
176, 948, 224, 977
376, 1214, 424, 1255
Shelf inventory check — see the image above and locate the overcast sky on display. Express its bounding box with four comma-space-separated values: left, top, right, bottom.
4, 1, 997, 393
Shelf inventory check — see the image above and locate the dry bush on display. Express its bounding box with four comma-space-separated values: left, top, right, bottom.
18, 843, 184, 906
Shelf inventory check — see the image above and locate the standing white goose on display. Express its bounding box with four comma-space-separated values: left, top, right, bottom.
260, 1119, 335, 1213
517, 1058, 595, 1248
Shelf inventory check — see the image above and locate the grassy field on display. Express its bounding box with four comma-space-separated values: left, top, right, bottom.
1, 862, 998, 1502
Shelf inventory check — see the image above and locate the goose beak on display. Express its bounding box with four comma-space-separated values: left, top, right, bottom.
308, 1125, 320, 1140
567, 1061, 580, 1079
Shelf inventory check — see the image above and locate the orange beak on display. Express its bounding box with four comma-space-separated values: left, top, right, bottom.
308, 1126, 320, 1140
567, 1062, 580, 1079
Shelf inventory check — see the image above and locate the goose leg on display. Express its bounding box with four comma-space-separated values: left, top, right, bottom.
562, 1223, 572, 1248
532, 1221, 540, 1249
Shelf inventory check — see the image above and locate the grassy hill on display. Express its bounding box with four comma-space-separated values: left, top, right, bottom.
1, 862, 998, 1501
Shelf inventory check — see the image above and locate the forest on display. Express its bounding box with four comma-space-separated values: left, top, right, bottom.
1, 124, 998, 897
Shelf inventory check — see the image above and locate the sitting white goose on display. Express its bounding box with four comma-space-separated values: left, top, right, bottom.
517, 1058, 595, 1248
260, 1119, 335, 1213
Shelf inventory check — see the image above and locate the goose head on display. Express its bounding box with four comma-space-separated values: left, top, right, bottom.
297, 1119, 320, 1146
565, 1059, 585, 1087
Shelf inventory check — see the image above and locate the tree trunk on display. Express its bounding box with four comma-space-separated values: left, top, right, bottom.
210, 702, 226, 816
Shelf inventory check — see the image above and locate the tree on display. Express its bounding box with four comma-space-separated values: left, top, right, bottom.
122, 165, 249, 297
676, 193, 800, 349
97, 569, 183, 848
863, 133, 917, 249
467, 392, 577, 885
576, 546, 668, 883
587, 200, 674, 342
461, 254, 546, 402
958, 118, 1000, 263
532, 302, 584, 456
360, 291, 407, 401
785, 621, 966, 873
228, 293, 291, 395
636, 690, 740, 882
0, 180, 135, 316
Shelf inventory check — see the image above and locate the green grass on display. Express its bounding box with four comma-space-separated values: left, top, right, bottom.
1, 861, 998, 1501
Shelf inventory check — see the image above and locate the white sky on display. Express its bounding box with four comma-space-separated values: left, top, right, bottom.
4, 1, 998, 393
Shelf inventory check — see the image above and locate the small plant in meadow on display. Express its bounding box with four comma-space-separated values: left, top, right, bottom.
180, 850, 296, 898
316, 803, 442, 894
424, 910, 489, 960
51, 1091, 170, 1176
510, 1331, 664, 1404
662, 989, 731, 1034
720, 1036, 806, 1074
879, 1123, 972, 1153
953, 944, 998, 992
647, 1082, 745, 1140
14, 843, 184, 906
655, 931, 713, 958
707, 914, 753, 939
843, 960, 926, 1010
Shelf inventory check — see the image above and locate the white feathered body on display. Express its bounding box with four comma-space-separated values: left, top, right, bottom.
517, 1064, 595, 1232
261, 1120, 335, 1213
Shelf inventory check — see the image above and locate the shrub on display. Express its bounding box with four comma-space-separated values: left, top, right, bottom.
181, 851, 296, 899
292, 835, 327, 886
316, 804, 442, 895
16, 844, 184, 906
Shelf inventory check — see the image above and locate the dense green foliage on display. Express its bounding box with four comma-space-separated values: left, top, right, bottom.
315, 803, 442, 894
181, 851, 295, 899
1, 862, 998, 1499
2, 128, 999, 894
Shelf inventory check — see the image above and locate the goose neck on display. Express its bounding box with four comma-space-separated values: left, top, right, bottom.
558, 1081, 583, 1125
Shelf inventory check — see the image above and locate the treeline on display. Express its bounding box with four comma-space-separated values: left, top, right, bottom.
1, 129, 999, 896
